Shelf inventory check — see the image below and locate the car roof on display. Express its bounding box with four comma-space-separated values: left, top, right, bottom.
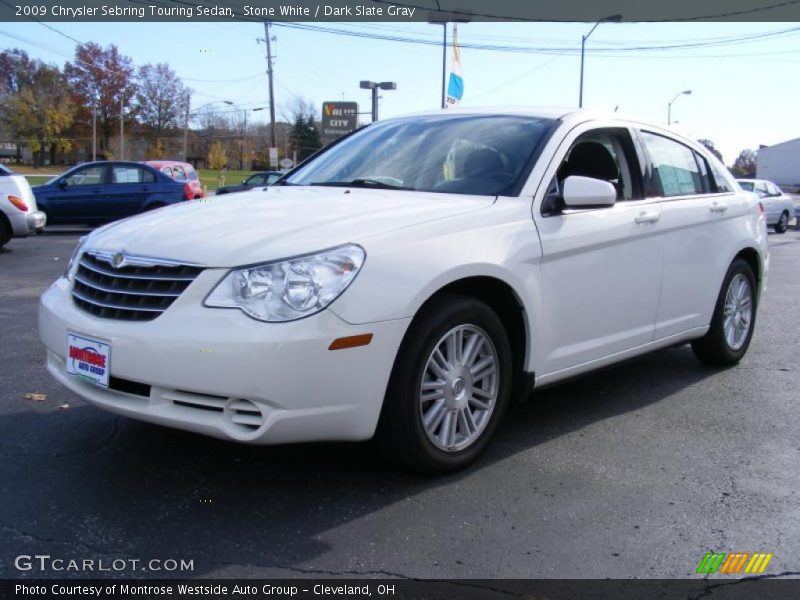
143, 160, 193, 168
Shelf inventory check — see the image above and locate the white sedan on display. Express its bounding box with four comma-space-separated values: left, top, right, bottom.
737, 178, 795, 233
40, 108, 769, 473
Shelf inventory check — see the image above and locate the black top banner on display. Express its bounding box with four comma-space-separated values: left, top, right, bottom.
2, 0, 800, 22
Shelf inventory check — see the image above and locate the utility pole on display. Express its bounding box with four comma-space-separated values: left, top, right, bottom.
92, 104, 97, 162
119, 95, 125, 160
182, 94, 190, 162
264, 22, 277, 150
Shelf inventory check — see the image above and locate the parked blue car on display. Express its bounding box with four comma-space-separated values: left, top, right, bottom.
33, 161, 193, 226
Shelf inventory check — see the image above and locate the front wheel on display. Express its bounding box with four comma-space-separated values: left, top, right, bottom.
774, 211, 789, 234
375, 294, 512, 474
691, 259, 757, 366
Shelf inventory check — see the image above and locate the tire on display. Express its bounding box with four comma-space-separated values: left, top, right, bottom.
774, 211, 789, 234
375, 293, 512, 474
0, 216, 11, 248
691, 258, 757, 366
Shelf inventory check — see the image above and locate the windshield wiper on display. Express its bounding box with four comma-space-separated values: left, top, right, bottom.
309, 179, 411, 190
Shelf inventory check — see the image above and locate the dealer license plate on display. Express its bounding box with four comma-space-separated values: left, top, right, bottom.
66, 332, 111, 388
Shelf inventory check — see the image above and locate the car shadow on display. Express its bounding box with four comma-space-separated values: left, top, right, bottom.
0, 343, 722, 578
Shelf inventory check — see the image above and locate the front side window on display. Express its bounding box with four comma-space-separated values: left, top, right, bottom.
738, 181, 754, 192
285, 114, 556, 197
246, 174, 267, 186
641, 132, 704, 197
553, 128, 640, 203
64, 166, 104, 187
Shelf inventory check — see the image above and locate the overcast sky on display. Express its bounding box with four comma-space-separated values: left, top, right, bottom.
3, 20, 799, 165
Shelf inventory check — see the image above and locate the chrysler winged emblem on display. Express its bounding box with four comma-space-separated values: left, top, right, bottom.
111, 252, 127, 269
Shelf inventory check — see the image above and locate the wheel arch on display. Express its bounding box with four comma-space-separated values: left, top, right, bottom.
733, 246, 763, 300
409, 275, 533, 401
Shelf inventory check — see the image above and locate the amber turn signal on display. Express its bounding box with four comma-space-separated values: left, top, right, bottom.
328, 334, 373, 350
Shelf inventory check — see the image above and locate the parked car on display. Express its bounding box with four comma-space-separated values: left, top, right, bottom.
40, 109, 769, 473
33, 161, 195, 226
143, 160, 204, 198
215, 171, 283, 195
0, 164, 46, 247
736, 178, 795, 233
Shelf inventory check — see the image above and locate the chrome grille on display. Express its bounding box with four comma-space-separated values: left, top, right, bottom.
72, 251, 203, 321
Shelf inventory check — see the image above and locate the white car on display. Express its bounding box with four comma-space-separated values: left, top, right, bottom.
736, 178, 795, 233
0, 164, 46, 247
39, 108, 769, 473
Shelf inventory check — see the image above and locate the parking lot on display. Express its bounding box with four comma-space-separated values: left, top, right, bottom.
1, 227, 798, 580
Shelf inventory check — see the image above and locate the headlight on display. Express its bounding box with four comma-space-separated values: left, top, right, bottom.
204, 244, 365, 322
64, 236, 88, 279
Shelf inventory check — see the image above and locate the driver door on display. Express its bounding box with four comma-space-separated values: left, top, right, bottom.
533, 125, 665, 378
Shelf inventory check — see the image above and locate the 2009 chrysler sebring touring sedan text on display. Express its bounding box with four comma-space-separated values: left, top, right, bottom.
39, 108, 769, 473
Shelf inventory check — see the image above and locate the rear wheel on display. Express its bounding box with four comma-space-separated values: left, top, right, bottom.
691, 259, 757, 366
376, 294, 512, 474
774, 211, 789, 234
0, 217, 11, 247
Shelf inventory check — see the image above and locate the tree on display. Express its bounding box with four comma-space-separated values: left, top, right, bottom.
135, 63, 189, 145
0, 49, 36, 161
697, 139, 723, 164
3, 61, 74, 167
65, 43, 135, 152
731, 149, 757, 177
145, 138, 165, 160
207, 140, 226, 170
290, 115, 322, 162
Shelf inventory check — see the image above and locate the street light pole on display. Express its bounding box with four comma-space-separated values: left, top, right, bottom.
360, 81, 397, 122
578, 14, 622, 108
667, 89, 692, 125
92, 103, 97, 162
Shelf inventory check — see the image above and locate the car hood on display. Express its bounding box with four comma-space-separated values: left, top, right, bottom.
84, 186, 495, 266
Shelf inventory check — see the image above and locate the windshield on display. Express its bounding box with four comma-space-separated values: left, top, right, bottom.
738, 181, 754, 191
285, 114, 556, 196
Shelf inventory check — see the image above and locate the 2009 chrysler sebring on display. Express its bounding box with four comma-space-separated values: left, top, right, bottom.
40, 108, 769, 473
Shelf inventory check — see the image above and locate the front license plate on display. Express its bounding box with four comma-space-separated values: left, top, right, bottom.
66, 332, 111, 388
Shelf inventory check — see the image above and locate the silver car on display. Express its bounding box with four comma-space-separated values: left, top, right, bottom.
737, 178, 795, 234
0, 164, 46, 248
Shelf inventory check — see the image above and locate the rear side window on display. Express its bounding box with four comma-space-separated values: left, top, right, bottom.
172, 166, 187, 181
640, 132, 704, 197
112, 166, 155, 184
710, 164, 734, 193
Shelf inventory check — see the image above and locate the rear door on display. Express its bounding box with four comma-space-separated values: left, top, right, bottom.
104, 164, 156, 219
636, 130, 747, 339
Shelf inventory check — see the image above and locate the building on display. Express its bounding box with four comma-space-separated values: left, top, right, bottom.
756, 137, 800, 187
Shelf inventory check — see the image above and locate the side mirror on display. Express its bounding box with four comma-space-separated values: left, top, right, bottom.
58, 179, 68, 190
562, 176, 616, 208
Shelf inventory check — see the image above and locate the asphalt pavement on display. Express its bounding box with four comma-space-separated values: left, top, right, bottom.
1, 226, 798, 580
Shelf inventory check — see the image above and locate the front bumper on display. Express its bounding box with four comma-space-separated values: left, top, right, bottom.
39, 272, 410, 444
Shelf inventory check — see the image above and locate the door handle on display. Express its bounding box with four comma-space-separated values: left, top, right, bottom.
634, 211, 660, 224
709, 202, 728, 213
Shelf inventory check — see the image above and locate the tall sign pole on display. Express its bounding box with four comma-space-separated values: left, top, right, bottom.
264, 22, 277, 150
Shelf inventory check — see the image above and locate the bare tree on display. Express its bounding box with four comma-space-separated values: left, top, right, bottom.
135, 63, 189, 146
